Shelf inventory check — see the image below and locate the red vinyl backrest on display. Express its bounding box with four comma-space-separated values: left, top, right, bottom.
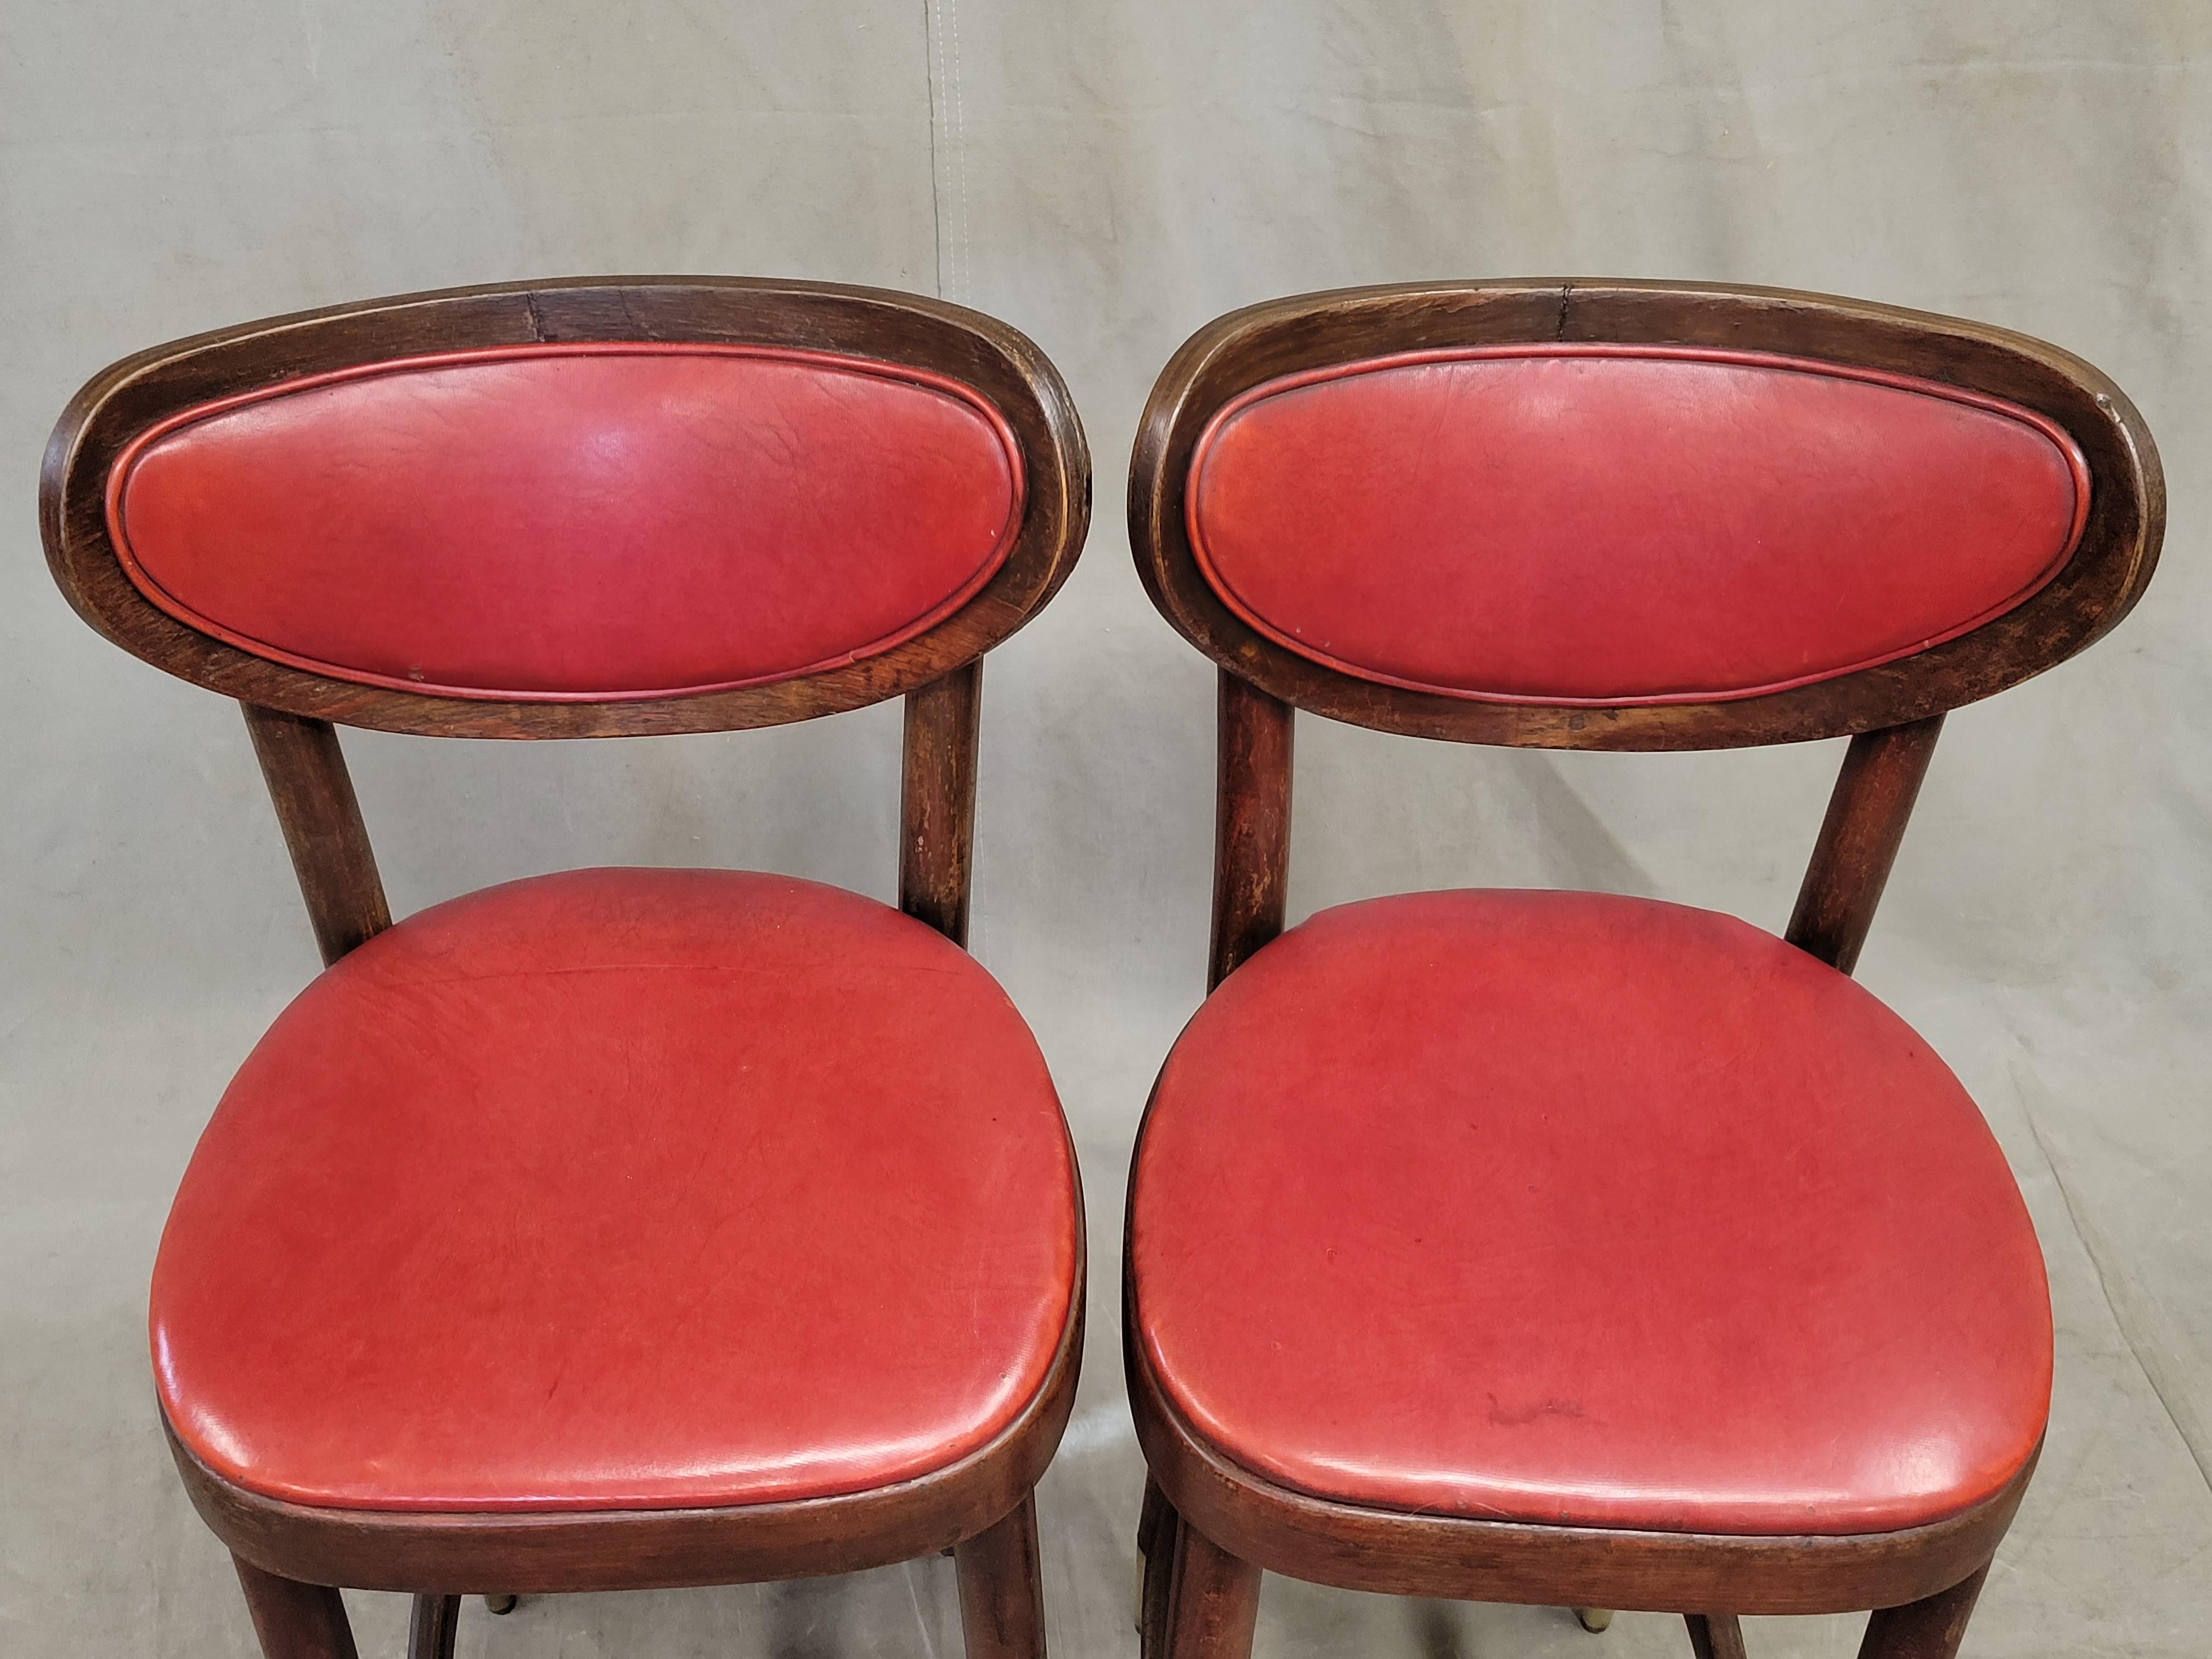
1131, 281, 2160, 749
106, 345, 1024, 703
1187, 345, 2087, 707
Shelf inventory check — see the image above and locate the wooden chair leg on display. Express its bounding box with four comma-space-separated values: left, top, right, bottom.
408, 1594, 462, 1659
1163, 1515, 1261, 1659
1857, 1567, 1988, 1659
955, 1493, 1048, 1659
232, 1556, 359, 1659
1686, 1612, 1749, 1659
1138, 1476, 1183, 1657
1138, 1474, 1169, 1558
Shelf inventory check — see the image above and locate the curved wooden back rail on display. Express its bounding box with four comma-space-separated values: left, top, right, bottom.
1133, 280, 2158, 747
1125, 280, 2164, 1659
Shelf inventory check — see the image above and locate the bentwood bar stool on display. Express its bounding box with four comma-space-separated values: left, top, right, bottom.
1122, 281, 2162, 1659
41, 278, 1090, 1659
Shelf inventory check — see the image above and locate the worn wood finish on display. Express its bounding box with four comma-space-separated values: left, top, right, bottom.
1130, 280, 2162, 753
954, 1494, 1048, 1659
233, 1557, 359, 1659
1858, 1567, 1988, 1659
1209, 670, 1294, 989
1163, 1516, 1262, 1659
1125, 1294, 2030, 1617
170, 1284, 1081, 1595
901, 660, 984, 946
241, 704, 391, 966
43, 277, 1091, 740
1138, 1474, 1170, 1559
405, 1594, 460, 1659
1686, 1612, 1750, 1659
1785, 716, 1945, 974
1138, 1478, 1183, 1659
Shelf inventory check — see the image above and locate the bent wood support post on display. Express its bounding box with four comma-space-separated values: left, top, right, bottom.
1138, 1474, 1169, 1558
233, 1557, 359, 1659
900, 659, 984, 947
1210, 669, 1294, 989
1138, 1479, 1183, 1657
1686, 1611, 1750, 1659
1164, 1518, 1262, 1659
406, 1594, 461, 1659
1785, 715, 1944, 974
1857, 1567, 1988, 1659
242, 704, 392, 966
955, 1494, 1047, 1659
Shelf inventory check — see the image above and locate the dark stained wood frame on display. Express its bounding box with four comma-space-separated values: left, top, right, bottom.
1124, 280, 2164, 1659
1131, 279, 2160, 753
44, 276, 1089, 740
39, 277, 1093, 1659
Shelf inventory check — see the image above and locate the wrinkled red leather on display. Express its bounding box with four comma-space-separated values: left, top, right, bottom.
1131, 890, 2052, 1536
1187, 347, 2089, 704
109, 345, 1024, 699
152, 868, 1079, 1512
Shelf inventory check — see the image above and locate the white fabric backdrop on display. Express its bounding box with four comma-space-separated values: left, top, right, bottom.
2, 3, 2207, 1653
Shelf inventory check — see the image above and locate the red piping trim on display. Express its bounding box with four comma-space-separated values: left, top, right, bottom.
1185, 343, 2094, 708
106, 342, 1029, 703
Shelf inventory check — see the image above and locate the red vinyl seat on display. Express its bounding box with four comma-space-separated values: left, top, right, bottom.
153, 866, 1081, 1514
1130, 888, 2052, 1539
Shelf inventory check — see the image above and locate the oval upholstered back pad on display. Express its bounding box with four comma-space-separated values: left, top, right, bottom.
1185, 346, 2088, 707
106, 343, 1026, 701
